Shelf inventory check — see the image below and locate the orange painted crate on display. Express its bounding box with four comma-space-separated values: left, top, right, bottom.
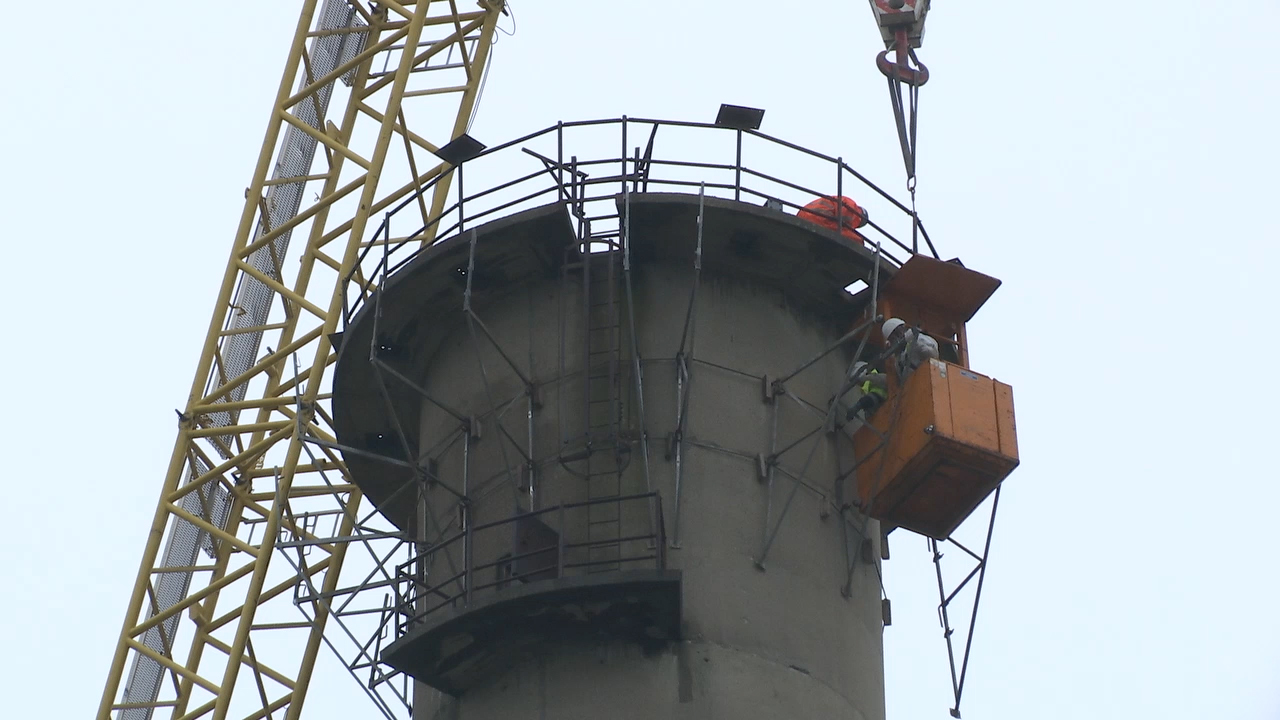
852, 359, 1018, 539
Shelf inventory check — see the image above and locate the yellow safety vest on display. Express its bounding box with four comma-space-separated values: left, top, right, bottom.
860, 370, 887, 399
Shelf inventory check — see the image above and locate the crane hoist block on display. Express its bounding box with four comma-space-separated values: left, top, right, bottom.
852, 358, 1018, 539
868, 0, 932, 49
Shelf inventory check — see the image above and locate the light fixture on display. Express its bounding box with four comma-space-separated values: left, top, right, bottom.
714, 104, 765, 131
435, 133, 487, 165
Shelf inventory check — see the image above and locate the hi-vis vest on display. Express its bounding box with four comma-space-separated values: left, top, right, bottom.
860, 370, 887, 399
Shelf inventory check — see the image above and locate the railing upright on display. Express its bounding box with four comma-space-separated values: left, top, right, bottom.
557, 504, 566, 577
734, 129, 743, 201
837, 157, 844, 232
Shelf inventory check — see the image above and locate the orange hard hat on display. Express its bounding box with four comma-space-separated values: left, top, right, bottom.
797, 196, 869, 244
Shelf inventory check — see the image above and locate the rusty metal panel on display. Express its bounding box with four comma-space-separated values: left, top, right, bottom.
883, 255, 1001, 323
514, 515, 560, 582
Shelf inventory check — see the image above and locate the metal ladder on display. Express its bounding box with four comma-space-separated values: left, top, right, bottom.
562, 209, 627, 572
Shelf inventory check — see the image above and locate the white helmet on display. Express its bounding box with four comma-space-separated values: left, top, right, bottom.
849, 360, 868, 380
882, 317, 905, 340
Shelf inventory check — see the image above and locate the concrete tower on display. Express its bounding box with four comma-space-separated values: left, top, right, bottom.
334, 121, 896, 720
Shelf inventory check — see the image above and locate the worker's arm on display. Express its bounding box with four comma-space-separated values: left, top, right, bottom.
864, 373, 888, 393
913, 334, 939, 360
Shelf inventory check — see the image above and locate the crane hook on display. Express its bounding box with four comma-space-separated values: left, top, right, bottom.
877, 28, 929, 86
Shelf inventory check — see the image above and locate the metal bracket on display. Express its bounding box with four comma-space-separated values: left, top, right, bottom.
931, 487, 1002, 719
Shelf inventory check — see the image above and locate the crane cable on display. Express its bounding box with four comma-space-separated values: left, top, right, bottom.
469, 2, 516, 132
878, 29, 929, 254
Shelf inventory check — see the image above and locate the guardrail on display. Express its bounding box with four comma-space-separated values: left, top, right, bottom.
392, 492, 666, 635
342, 116, 936, 325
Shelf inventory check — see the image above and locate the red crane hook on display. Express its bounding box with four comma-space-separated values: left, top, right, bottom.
877, 27, 929, 86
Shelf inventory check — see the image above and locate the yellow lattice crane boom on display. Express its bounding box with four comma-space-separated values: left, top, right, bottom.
99, 2, 504, 717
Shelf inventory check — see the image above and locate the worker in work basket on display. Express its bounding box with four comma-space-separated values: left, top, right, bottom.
883, 317, 939, 380
845, 361, 889, 422
798, 195, 870, 244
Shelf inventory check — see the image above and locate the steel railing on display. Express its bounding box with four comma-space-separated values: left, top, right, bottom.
391, 491, 666, 635
342, 116, 936, 326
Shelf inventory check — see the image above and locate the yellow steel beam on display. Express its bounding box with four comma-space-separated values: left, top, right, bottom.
280, 27, 410, 112
242, 694, 293, 720
129, 562, 256, 638
188, 420, 292, 439
190, 395, 324, 415
279, 111, 372, 169
124, 638, 220, 695
173, 698, 217, 720
207, 6, 439, 709
161, 502, 260, 556
206, 555, 334, 635
100, 0, 505, 717
196, 327, 322, 407
164, 427, 290, 504
230, 258, 328, 320
94, 0, 325, 705
235, 174, 367, 260
358, 16, 486, 99
203, 635, 298, 690
423, 7, 499, 245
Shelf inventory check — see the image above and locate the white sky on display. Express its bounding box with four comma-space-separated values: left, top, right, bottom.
1, 1, 1278, 718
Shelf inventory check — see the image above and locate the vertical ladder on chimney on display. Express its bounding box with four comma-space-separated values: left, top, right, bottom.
560, 205, 626, 573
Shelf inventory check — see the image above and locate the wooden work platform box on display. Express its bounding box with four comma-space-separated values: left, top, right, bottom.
853, 359, 1018, 540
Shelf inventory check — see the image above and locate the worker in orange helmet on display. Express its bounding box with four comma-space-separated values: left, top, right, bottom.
797, 195, 870, 244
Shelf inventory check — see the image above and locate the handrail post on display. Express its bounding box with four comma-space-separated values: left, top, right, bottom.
557, 504, 566, 577
393, 560, 403, 634
836, 157, 844, 232
621, 116, 628, 196
463, 504, 473, 605
557, 121, 564, 195
457, 162, 465, 234
734, 129, 743, 201
657, 495, 667, 569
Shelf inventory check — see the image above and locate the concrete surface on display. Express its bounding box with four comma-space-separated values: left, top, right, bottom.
333, 194, 888, 720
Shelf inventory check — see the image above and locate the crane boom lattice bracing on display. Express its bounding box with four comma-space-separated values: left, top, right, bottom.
99, 2, 504, 718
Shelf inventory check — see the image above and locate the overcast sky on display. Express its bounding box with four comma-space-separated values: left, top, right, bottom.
2, 1, 1278, 718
